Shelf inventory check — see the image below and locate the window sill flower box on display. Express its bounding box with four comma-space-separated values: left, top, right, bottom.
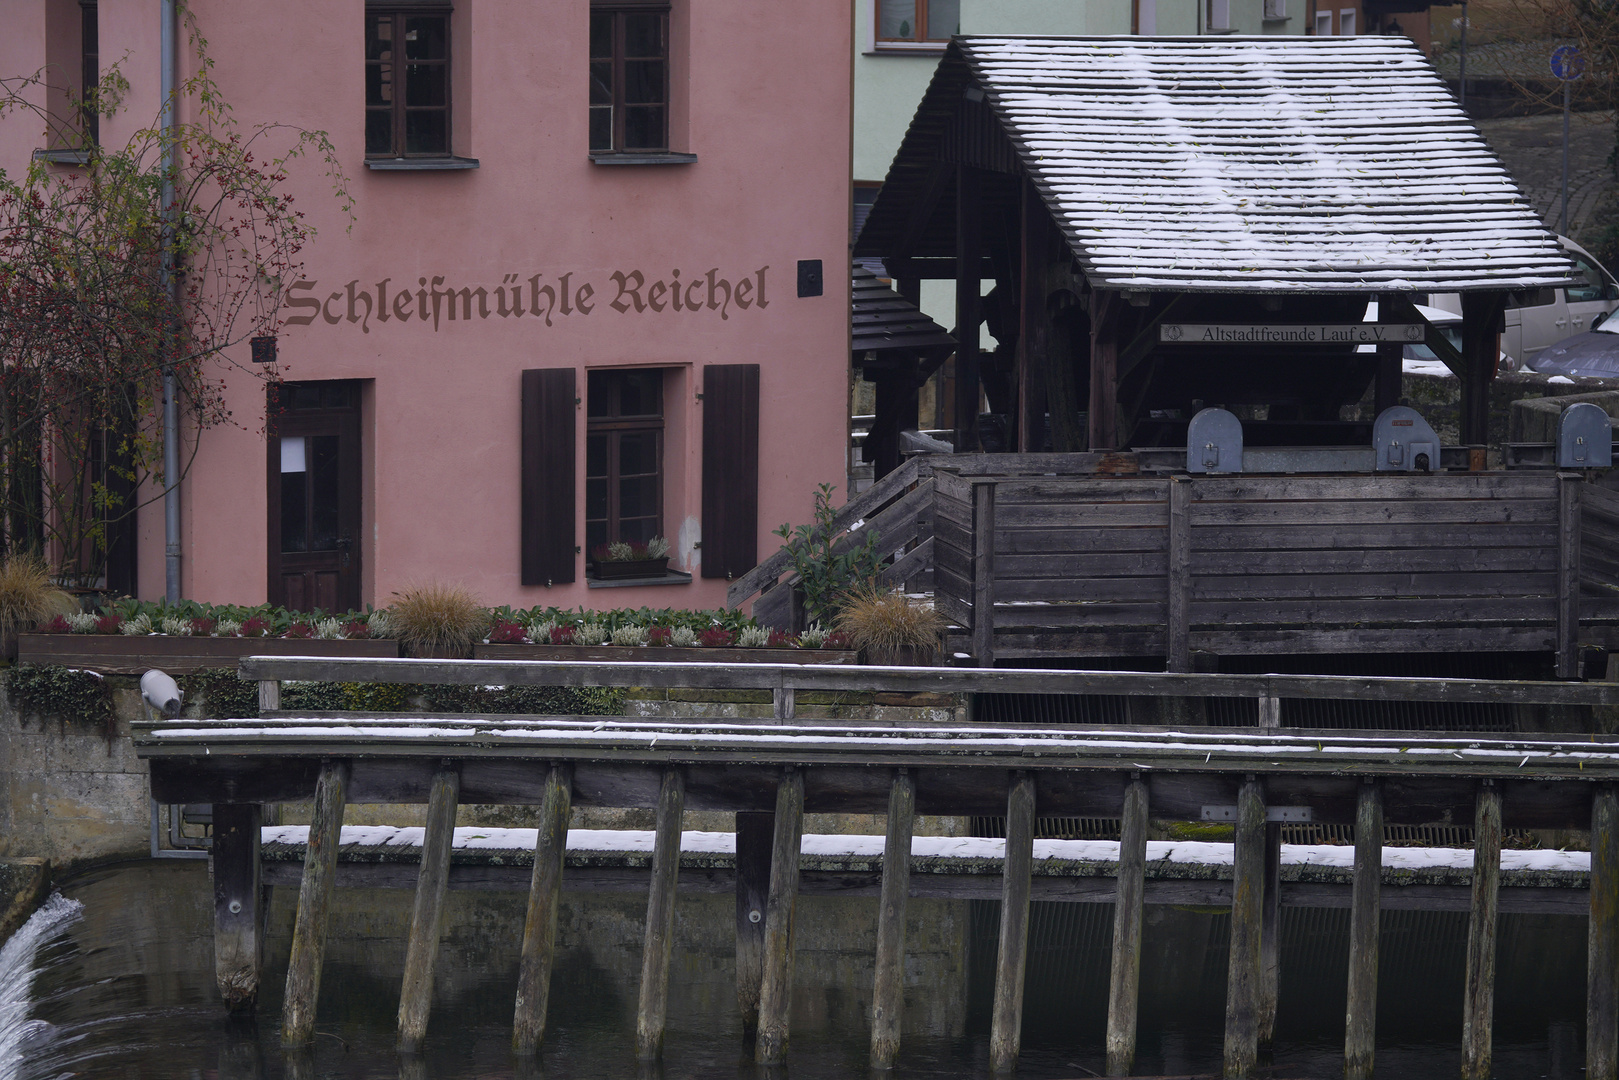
15, 633, 400, 675
470, 643, 858, 665
590, 557, 670, 581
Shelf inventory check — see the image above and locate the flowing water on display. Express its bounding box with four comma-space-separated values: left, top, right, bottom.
0, 861, 1595, 1079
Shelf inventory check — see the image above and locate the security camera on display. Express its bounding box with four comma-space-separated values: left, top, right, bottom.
140, 669, 185, 719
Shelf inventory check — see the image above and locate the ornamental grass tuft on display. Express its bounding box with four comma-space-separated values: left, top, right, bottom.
833, 583, 945, 659
0, 554, 76, 634
388, 582, 488, 655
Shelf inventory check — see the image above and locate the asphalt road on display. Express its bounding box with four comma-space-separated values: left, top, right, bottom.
1475, 110, 1616, 236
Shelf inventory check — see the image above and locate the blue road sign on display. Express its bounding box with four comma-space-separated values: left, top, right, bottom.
1552, 44, 1585, 80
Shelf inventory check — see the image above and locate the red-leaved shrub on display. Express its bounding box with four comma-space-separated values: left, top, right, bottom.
343, 620, 370, 639
825, 630, 854, 650
767, 629, 797, 648
284, 622, 313, 639
699, 627, 735, 648
549, 625, 576, 645
488, 619, 527, 644
191, 617, 216, 636
240, 615, 272, 637
38, 614, 69, 634
96, 614, 122, 634
646, 626, 672, 646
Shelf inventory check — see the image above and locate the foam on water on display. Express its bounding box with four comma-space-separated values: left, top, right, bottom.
0, 895, 83, 1080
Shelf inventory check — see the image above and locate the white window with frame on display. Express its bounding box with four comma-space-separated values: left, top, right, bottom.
1208, 0, 1230, 29
875, 0, 960, 46
1339, 8, 1356, 33
1138, 0, 1157, 33
1315, 10, 1332, 33
1263, 0, 1286, 19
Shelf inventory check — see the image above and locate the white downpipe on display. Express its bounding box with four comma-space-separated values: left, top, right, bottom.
161, 0, 180, 602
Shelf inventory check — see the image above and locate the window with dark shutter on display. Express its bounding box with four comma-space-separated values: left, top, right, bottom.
521, 368, 577, 586
700, 364, 759, 580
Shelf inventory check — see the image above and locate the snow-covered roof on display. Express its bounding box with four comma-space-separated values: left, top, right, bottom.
856, 36, 1574, 294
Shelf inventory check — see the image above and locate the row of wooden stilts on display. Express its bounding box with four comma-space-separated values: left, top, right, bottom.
252, 760, 1619, 1079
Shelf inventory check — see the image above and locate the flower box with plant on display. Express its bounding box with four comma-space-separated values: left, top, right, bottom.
590, 536, 673, 580
469, 605, 856, 664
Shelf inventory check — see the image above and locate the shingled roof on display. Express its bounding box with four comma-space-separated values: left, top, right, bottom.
854, 36, 1575, 293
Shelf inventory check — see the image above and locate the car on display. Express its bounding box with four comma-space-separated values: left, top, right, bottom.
1425, 236, 1619, 366
1525, 320, 1619, 379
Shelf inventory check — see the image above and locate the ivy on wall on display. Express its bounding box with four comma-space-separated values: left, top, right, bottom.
8, 665, 115, 742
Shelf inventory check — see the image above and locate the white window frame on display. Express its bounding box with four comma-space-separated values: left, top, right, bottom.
1339, 7, 1356, 33
1315, 10, 1333, 33
1138, 0, 1158, 33
1208, 0, 1231, 30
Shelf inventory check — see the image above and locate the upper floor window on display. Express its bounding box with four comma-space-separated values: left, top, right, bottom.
876, 0, 959, 44
365, 6, 451, 158
590, 2, 669, 153
80, 0, 98, 145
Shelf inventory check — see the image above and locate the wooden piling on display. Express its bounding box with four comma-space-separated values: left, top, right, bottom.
280, 760, 350, 1049
756, 767, 806, 1065
1345, 779, 1383, 1080
636, 767, 685, 1061
972, 482, 996, 666
1223, 776, 1265, 1080
735, 810, 774, 1039
212, 803, 263, 1015
1258, 820, 1281, 1048
397, 764, 460, 1052
990, 772, 1036, 1074
513, 763, 573, 1055
258, 679, 280, 713
1462, 781, 1502, 1080
1105, 773, 1148, 1076
870, 769, 916, 1071
1590, 783, 1619, 1080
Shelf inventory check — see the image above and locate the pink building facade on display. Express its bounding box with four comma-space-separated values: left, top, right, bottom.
2, 0, 853, 612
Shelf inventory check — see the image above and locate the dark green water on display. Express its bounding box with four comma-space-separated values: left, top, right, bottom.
6, 861, 1593, 1079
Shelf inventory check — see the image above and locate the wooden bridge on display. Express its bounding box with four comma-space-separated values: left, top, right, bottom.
132, 655, 1619, 1080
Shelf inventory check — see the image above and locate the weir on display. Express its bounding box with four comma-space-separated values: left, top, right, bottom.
131, 655, 1619, 1079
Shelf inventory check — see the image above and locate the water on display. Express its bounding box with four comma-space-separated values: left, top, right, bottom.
0, 862, 1594, 1079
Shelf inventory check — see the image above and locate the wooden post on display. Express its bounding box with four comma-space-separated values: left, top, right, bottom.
1591, 784, 1619, 1080
990, 772, 1036, 1074
1459, 291, 1503, 447
280, 760, 349, 1049
772, 682, 795, 721
1106, 773, 1148, 1076
1088, 291, 1119, 451
1345, 779, 1383, 1080
636, 768, 685, 1062
397, 763, 460, 1052
1257, 695, 1281, 728
258, 679, 280, 713
212, 803, 263, 1015
513, 763, 573, 1055
1375, 292, 1403, 415
756, 768, 806, 1065
1167, 478, 1191, 673
1224, 776, 1265, 1080
1462, 781, 1502, 1080
955, 163, 982, 452
1558, 472, 1583, 679
735, 810, 774, 1039
1016, 177, 1052, 454
973, 481, 996, 667
1258, 821, 1281, 1048
870, 769, 916, 1071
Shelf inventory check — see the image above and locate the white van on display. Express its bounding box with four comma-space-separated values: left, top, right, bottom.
1426, 236, 1619, 369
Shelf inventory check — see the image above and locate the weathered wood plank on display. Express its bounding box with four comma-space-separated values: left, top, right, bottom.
281, 761, 350, 1049
1224, 778, 1266, 1080
997, 527, 1168, 555
1462, 783, 1502, 1080
990, 772, 1037, 1075
972, 483, 996, 667
936, 451, 1141, 477
997, 551, 1170, 578
1168, 478, 1190, 673
735, 810, 772, 1038
1560, 474, 1583, 679
1345, 780, 1383, 1080
997, 502, 1171, 528
259, 680, 280, 713
1190, 499, 1556, 529
1585, 483, 1619, 518
1189, 473, 1556, 503
878, 536, 935, 591
870, 770, 916, 1071
212, 804, 263, 1016
756, 769, 806, 1065
1191, 522, 1556, 553
1190, 546, 1560, 576
1187, 571, 1560, 601
1189, 595, 1558, 625
991, 478, 1168, 503
397, 764, 460, 1053
1258, 821, 1281, 1046
1105, 775, 1148, 1076
513, 764, 573, 1055
1592, 784, 1619, 1080
636, 768, 684, 1061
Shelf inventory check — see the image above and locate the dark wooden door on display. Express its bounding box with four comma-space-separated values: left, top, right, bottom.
267, 382, 362, 612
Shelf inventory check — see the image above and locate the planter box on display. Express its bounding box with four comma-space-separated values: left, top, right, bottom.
16, 634, 399, 675
471, 643, 857, 665
591, 557, 669, 580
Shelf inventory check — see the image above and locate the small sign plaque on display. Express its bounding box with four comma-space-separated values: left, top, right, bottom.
1159, 323, 1425, 345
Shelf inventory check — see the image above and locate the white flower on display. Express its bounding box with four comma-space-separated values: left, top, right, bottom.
159, 615, 192, 637
611, 625, 648, 646
575, 624, 608, 646
120, 613, 153, 636
737, 625, 770, 648
670, 626, 698, 648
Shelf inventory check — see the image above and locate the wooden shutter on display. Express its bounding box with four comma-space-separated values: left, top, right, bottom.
701, 364, 760, 579
521, 368, 577, 586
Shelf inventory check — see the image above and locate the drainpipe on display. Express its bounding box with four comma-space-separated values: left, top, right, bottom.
161, 0, 180, 602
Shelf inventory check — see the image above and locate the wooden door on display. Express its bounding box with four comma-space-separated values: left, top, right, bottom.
266, 382, 362, 612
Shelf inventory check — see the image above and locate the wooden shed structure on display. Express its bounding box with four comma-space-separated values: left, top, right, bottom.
853, 36, 1578, 453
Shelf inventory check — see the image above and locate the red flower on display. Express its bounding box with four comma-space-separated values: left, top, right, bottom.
240, 615, 271, 637
699, 627, 735, 648
96, 614, 122, 635
646, 626, 672, 646
38, 614, 69, 634
342, 620, 370, 639
191, 617, 216, 636
549, 625, 576, 645
488, 619, 526, 644
767, 629, 797, 648
284, 622, 313, 639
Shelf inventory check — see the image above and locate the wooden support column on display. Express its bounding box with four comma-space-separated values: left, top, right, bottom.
636, 768, 685, 1061
756, 767, 806, 1065
281, 760, 350, 1049
258, 679, 280, 713
212, 803, 262, 1015
1459, 291, 1504, 447
1374, 292, 1404, 415
1592, 784, 1619, 1080
1224, 776, 1265, 1080
1106, 773, 1148, 1076
397, 763, 461, 1053
972, 481, 996, 667
1258, 821, 1281, 1048
990, 772, 1036, 1075
870, 769, 916, 1071
1558, 472, 1584, 679
1017, 177, 1053, 453
1345, 779, 1383, 1080
735, 810, 774, 1039
955, 163, 983, 452
1167, 477, 1191, 673
1088, 290, 1119, 451
1462, 781, 1502, 1080
513, 763, 573, 1055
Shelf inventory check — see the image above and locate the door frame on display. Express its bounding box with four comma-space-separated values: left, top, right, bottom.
266, 384, 363, 611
